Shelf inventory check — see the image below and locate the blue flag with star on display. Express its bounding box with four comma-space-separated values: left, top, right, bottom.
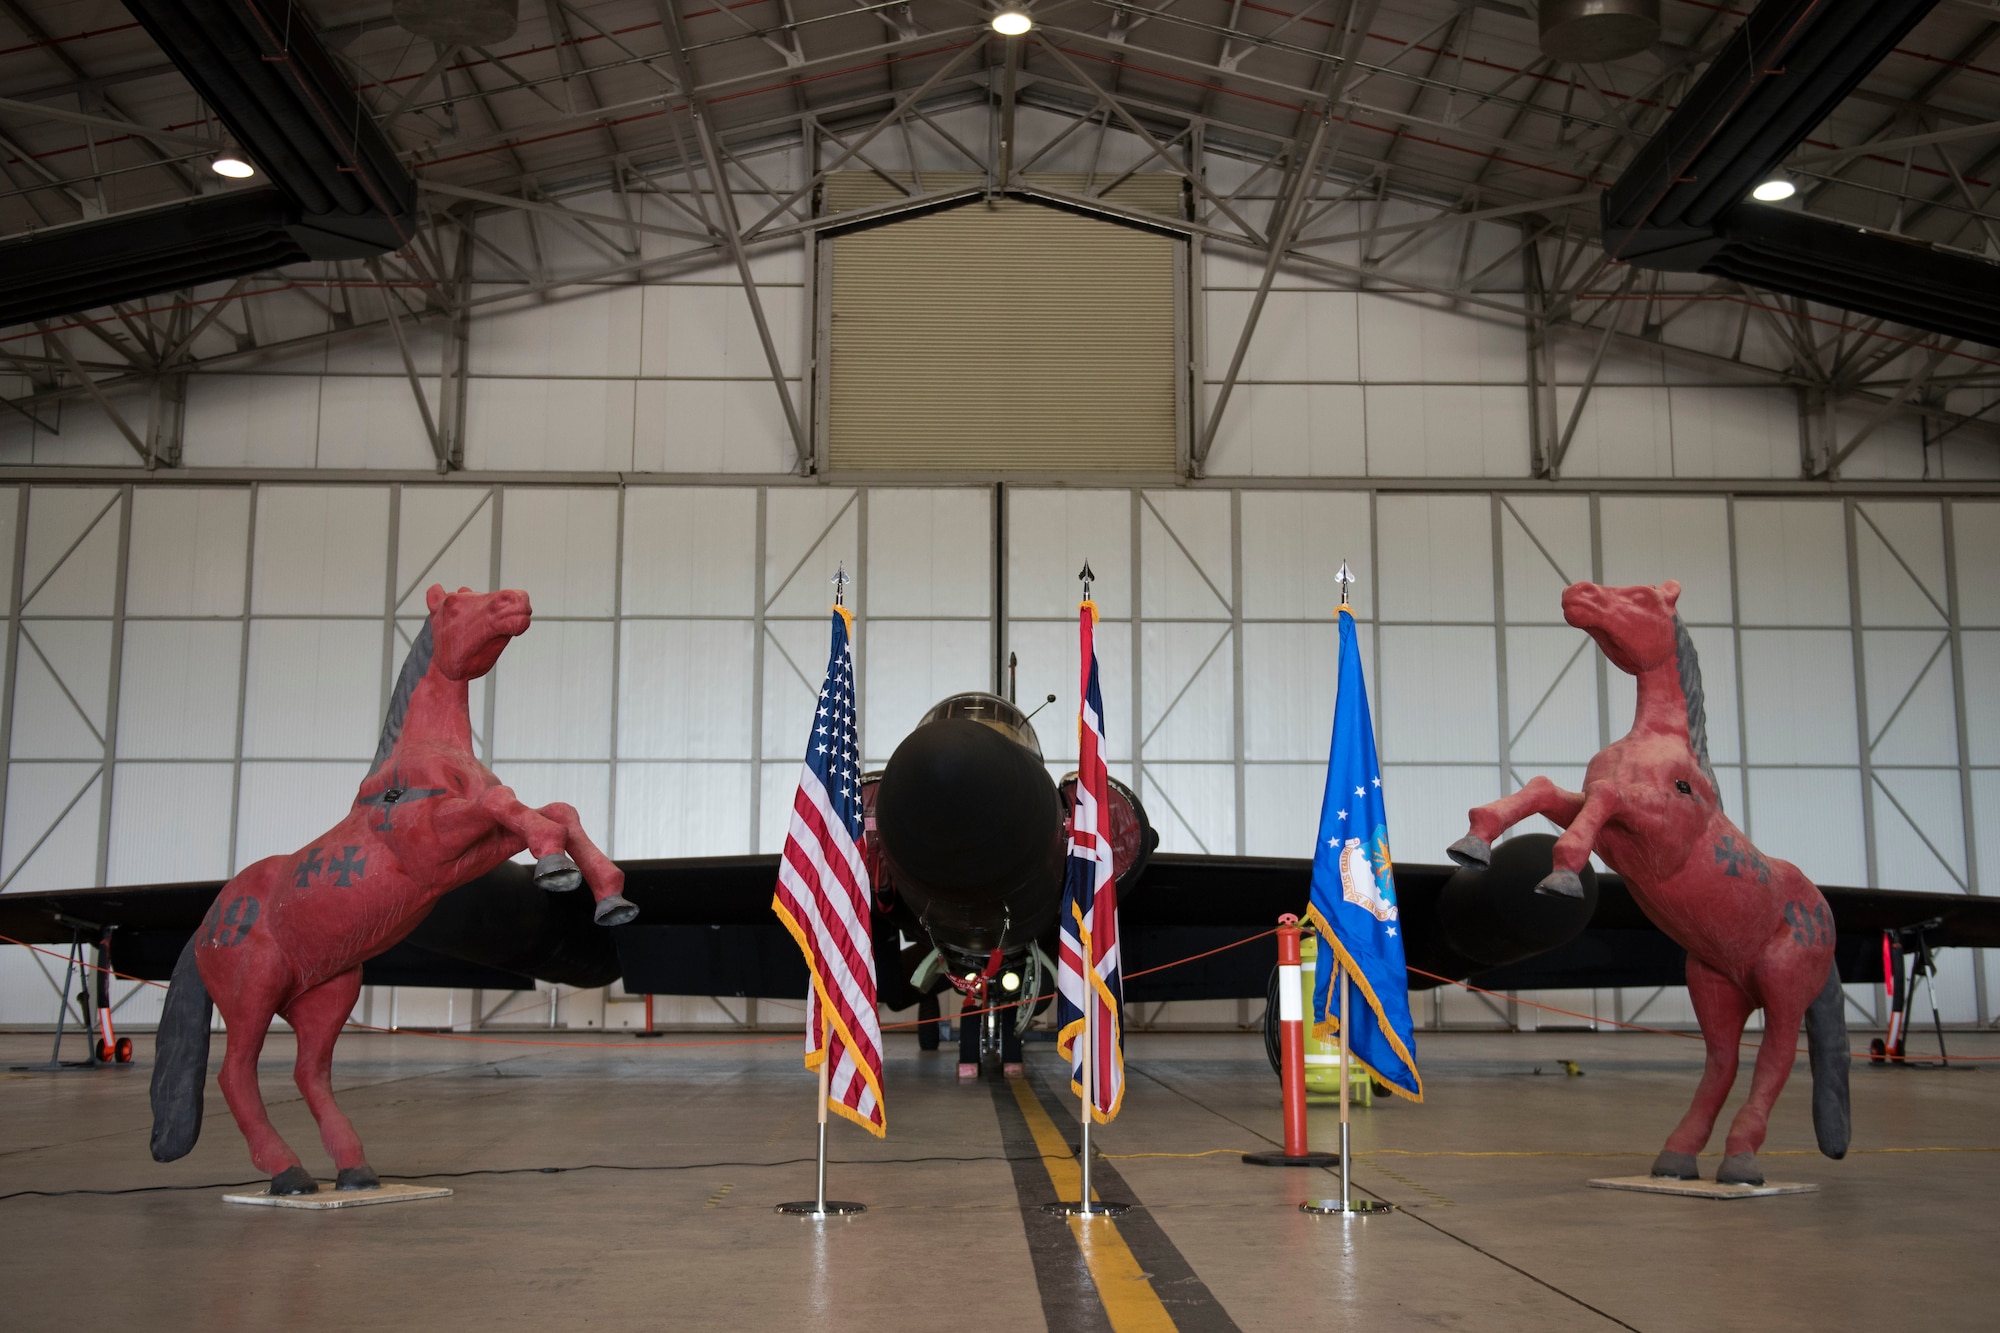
1306, 605, 1422, 1102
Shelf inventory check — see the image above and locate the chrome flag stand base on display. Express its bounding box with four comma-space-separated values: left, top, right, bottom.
1303, 973, 1394, 1218
1043, 1016, 1129, 1219
776, 1060, 866, 1218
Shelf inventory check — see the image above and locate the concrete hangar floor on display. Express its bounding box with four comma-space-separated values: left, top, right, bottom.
2, 1029, 1994, 1331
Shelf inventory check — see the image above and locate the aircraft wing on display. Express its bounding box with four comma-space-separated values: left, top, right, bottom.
5, 851, 1995, 1002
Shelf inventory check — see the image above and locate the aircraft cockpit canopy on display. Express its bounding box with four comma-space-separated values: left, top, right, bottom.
919, 692, 1043, 758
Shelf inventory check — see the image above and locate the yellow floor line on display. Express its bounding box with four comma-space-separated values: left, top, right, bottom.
1008, 1078, 1178, 1333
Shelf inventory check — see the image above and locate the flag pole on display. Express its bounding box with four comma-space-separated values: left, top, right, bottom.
815, 1007, 831, 1213
776, 567, 869, 1220
1304, 560, 1393, 1218
1080, 987, 1095, 1214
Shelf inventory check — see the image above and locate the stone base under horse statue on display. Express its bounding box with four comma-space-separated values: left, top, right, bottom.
222, 1182, 454, 1210
1589, 1174, 1819, 1201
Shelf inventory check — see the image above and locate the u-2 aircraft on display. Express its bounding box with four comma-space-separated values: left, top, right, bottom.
4, 685, 1997, 1069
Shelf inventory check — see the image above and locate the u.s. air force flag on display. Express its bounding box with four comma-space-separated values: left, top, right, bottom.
1305, 602, 1422, 1102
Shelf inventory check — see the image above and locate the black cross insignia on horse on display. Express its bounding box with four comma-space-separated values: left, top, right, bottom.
356, 767, 450, 831
293, 848, 323, 888
328, 847, 367, 887
1713, 835, 1770, 884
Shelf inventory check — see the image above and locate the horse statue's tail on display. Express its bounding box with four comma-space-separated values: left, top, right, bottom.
1805, 960, 1851, 1160
148, 938, 214, 1162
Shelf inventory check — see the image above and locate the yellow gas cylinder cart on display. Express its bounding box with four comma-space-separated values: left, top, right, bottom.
1299, 933, 1373, 1106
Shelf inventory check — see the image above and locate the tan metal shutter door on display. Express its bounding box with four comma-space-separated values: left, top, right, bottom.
827, 174, 1181, 472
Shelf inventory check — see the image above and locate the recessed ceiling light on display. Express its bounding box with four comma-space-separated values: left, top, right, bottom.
1751, 176, 1795, 202
991, 9, 1032, 36
210, 154, 256, 179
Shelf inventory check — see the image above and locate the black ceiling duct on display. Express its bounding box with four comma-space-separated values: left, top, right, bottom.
0, 0, 416, 329
1602, 0, 2000, 347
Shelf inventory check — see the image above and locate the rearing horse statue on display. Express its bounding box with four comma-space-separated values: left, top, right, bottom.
149, 584, 637, 1195
1448, 579, 1849, 1186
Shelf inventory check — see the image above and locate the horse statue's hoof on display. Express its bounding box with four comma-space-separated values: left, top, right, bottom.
1716, 1153, 1764, 1186
593, 893, 639, 926
336, 1165, 381, 1191
1446, 835, 1492, 869
1535, 869, 1585, 899
270, 1165, 319, 1196
1650, 1150, 1699, 1180
534, 852, 583, 892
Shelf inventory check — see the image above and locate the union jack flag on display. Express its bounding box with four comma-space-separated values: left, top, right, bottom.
771, 607, 886, 1136
1057, 596, 1124, 1123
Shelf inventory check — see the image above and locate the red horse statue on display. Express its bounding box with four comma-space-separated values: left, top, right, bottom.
149, 584, 637, 1195
1448, 580, 1849, 1186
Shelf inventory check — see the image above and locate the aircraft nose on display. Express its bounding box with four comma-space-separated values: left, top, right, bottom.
875, 718, 1060, 907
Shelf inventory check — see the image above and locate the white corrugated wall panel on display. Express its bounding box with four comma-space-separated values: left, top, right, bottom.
1205, 383, 1368, 477
1243, 763, 1325, 857
1552, 387, 1673, 478
1379, 626, 1498, 763
107, 763, 233, 885
1364, 384, 1529, 477
502, 488, 620, 617
764, 490, 858, 617
493, 621, 615, 760
11, 621, 110, 759
471, 285, 643, 378
1376, 495, 1493, 622
762, 618, 837, 760
1141, 492, 1232, 620
181, 375, 322, 468
251, 488, 389, 614
1500, 495, 1591, 618
1598, 497, 1734, 623
619, 620, 755, 759
1140, 622, 1235, 760
235, 762, 371, 869
614, 763, 753, 858
1383, 764, 1504, 869
1855, 501, 1948, 627
621, 488, 755, 616
241, 620, 385, 759
1745, 768, 1867, 886
1864, 631, 1959, 765
126, 489, 250, 615
116, 622, 241, 759
1, 763, 100, 892
492, 763, 612, 860
861, 619, 990, 761
1206, 289, 1360, 382
633, 379, 798, 474
1239, 491, 1370, 619
1143, 763, 1235, 855
466, 379, 637, 473
1734, 500, 1850, 626
1740, 630, 1859, 764
1667, 386, 1797, 479
1241, 621, 1337, 761
396, 488, 493, 614
1872, 769, 1966, 893
1007, 490, 1133, 620
1963, 632, 2000, 764
315, 378, 437, 470
1953, 502, 2000, 624
1505, 626, 1599, 765
868, 489, 991, 616
638, 283, 803, 379
23, 488, 120, 616
1357, 294, 1524, 382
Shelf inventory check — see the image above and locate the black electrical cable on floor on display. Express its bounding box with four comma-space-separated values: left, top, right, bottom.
0, 1153, 1076, 1203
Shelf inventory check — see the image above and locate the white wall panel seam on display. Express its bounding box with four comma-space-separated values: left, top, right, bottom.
609, 486, 626, 850
94, 489, 132, 887
0, 488, 27, 879
1230, 491, 1245, 855
1845, 500, 1879, 889
1942, 501, 1988, 1022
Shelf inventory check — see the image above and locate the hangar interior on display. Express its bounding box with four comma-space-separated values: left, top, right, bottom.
2, 0, 1996, 1037
3, 0, 2000, 1326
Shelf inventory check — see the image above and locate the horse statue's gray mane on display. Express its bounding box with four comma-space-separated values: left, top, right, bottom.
370, 618, 435, 777
1672, 613, 1720, 808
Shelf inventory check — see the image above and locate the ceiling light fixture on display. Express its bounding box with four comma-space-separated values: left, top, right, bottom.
210, 152, 255, 180
1751, 175, 1796, 203
991, 9, 1032, 35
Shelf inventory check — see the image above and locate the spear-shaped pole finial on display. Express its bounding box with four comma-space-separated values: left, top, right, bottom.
1336, 558, 1354, 610
1079, 560, 1095, 601
833, 562, 849, 608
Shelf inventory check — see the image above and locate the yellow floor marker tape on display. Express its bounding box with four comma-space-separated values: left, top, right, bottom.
1009, 1077, 1178, 1333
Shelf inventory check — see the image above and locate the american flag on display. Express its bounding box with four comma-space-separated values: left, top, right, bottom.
1057, 597, 1124, 1123
771, 607, 886, 1136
